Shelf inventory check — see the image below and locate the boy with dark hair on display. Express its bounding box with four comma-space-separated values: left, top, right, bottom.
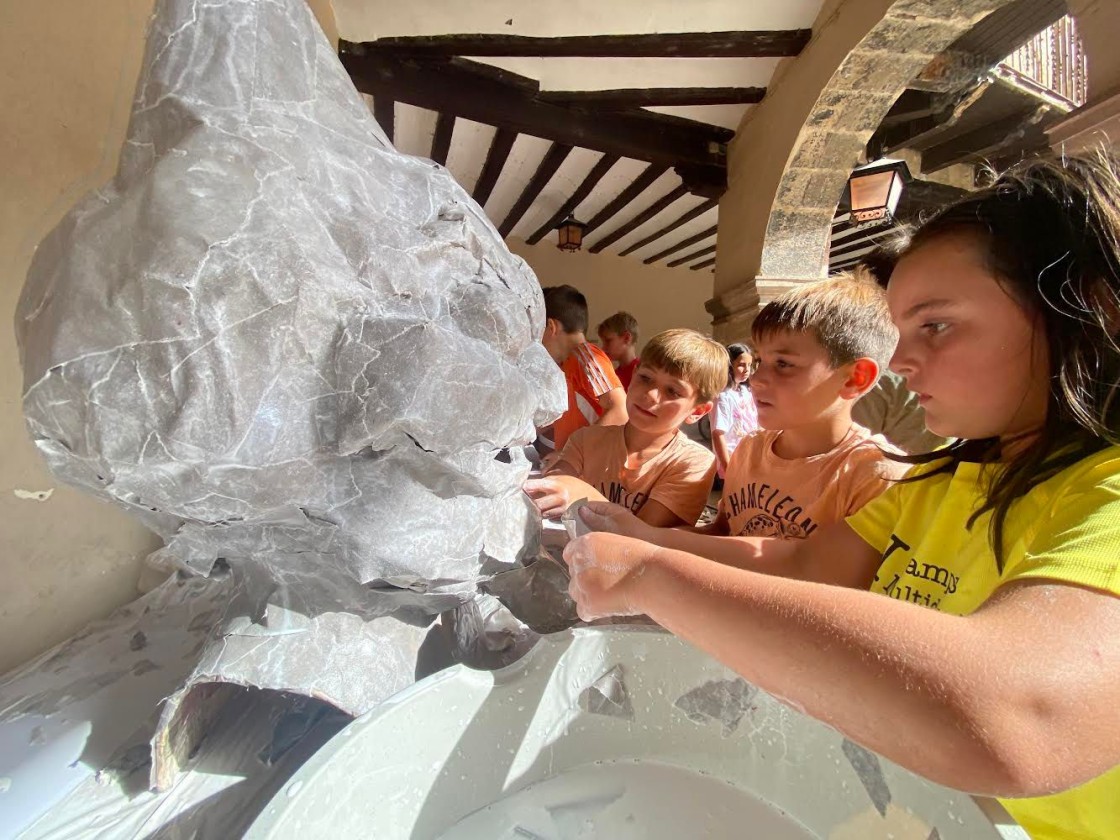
581, 274, 907, 555
596, 311, 640, 390
537, 285, 627, 458
525, 329, 726, 528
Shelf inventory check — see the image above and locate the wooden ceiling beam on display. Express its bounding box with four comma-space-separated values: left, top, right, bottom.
867, 80, 991, 158
921, 104, 1050, 172
829, 246, 877, 270
589, 184, 690, 254
362, 30, 812, 59
430, 112, 456, 165
525, 154, 620, 245
877, 89, 939, 127
373, 96, 395, 143
644, 224, 718, 264
340, 48, 729, 169
498, 142, 573, 237
666, 243, 716, 268
472, 128, 518, 206
541, 87, 765, 108
689, 257, 717, 271
618, 196, 718, 256
583, 163, 669, 236
830, 234, 886, 260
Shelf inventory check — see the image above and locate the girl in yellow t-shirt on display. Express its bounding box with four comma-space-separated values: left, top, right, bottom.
564, 152, 1120, 840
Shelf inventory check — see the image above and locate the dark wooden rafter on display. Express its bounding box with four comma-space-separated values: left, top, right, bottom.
644, 224, 718, 264
588, 184, 690, 254
373, 96, 395, 142
525, 154, 620, 245
921, 104, 1051, 172
617, 196, 718, 256
831, 223, 877, 250
540, 87, 765, 108
877, 89, 939, 127
666, 243, 716, 268
498, 142, 573, 237
830, 213, 853, 236
830, 247, 877, 271
583, 163, 669, 236
472, 128, 518, 206
830, 235, 885, 261
867, 81, 991, 159
340, 47, 729, 170
430, 111, 455, 165
689, 257, 717, 271
364, 30, 812, 59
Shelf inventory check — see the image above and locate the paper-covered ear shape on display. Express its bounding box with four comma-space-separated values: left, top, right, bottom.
16, 0, 566, 593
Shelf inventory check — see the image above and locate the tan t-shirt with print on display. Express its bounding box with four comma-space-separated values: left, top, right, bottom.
552, 424, 716, 525
720, 426, 907, 539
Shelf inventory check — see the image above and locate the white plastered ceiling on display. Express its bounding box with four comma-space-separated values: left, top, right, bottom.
333, 0, 826, 270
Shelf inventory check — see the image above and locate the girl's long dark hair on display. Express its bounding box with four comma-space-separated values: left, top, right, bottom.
726, 343, 751, 390
895, 152, 1120, 569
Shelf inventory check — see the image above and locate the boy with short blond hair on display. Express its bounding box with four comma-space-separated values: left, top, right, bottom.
578, 274, 907, 562
525, 328, 726, 528
597, 311, 640, 390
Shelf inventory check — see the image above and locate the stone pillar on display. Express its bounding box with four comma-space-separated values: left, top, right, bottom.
709, 0, 1015, 343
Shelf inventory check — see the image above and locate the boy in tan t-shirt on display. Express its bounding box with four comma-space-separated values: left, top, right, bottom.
524, 329, 726, 528
576, 273, 908, 567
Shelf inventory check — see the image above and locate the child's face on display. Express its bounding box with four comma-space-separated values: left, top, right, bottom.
626, 364, 709, 435
748, 331, 854, 430
731, 354, 752, 384
542, 319, 583, 365
598, 330, 631, 362
888, 234, 1050, 443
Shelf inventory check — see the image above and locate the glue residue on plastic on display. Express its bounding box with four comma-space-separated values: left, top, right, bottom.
436, 759, 814, 840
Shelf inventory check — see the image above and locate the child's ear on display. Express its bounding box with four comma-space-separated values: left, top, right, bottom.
840, 358, 880, 399
684, 401, 714, 424
622, 330, 634, 345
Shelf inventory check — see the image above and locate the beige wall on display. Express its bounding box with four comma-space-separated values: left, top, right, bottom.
507, 238, 716, 346
0, 0, 161, 675
0, 0, 340, 675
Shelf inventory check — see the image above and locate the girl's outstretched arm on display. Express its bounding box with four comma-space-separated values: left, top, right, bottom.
579, 500, 881, 589
564, 531, 1120, 798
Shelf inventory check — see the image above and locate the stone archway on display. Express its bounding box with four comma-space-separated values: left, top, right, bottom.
709, 0, 1016, 342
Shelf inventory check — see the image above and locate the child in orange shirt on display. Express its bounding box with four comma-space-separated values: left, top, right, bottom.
536, 285, 627, 459
525, 329, 726, 528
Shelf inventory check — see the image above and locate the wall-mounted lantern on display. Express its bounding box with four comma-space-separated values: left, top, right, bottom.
556, 216, 586, 252
848, 159, 910, 228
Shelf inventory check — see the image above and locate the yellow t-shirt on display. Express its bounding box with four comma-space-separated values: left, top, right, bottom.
552, 424, 716, 525
847, 445, 1120, 840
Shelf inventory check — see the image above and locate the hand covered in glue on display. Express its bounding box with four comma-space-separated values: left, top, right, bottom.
523, 477, 570, 518
575, 500, 653, 542
564, 532, 654, 621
